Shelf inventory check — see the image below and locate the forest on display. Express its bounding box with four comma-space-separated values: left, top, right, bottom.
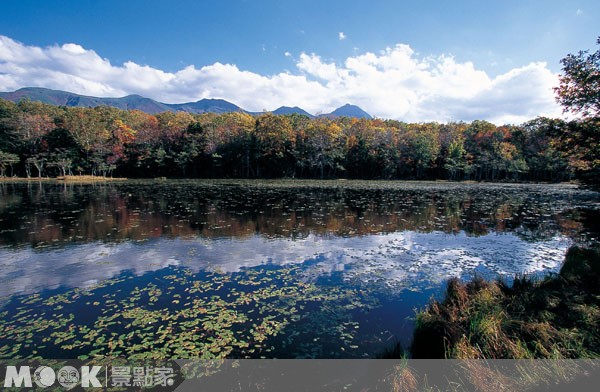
0, 98, 590, 182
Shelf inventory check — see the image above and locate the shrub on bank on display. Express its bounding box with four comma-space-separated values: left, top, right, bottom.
411, 246, 600, 358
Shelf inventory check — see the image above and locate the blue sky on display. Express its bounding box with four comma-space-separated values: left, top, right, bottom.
0, 0, 598, 123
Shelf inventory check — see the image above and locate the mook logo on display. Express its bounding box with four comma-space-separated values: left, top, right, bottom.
4, 365, 103, 389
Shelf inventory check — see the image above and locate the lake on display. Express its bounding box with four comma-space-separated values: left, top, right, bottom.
0, 180, 598, 359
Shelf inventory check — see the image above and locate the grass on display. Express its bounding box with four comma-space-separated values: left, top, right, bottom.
0, 175, 127, 182
57, 175, 127, 182
382, 248, 600, 391
0, 176, 54, 181
410, 245, 600, 359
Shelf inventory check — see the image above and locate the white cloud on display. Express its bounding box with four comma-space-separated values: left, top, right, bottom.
284, 51, 292, 57
338, 32, 347, 41
0, 35, 562, 124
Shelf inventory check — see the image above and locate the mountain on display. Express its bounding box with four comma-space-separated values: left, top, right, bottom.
169, 98, 243, 114
0, 87, 242, 115
326, 104, 372, 119
0, 88, 373, 119
0, 87, 172, 113
96, 94, 172, 113
272, 106, 314, 117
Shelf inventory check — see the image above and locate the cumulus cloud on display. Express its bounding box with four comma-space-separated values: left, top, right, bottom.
338, 32, 347, 41
0, 35, 562, 123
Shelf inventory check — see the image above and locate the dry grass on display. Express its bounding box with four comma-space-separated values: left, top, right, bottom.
382, 247, 599, 391
411, 246, 600, 360
57, 175, 127, 182
390, 362, 419, 392
385, 359, 599, 392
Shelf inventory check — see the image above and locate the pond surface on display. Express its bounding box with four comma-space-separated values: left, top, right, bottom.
0, 180, 598, 359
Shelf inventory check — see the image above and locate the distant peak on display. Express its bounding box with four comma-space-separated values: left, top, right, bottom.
328, 103, 372, 119
197, 98, 226, 102
272, 106, 314, 117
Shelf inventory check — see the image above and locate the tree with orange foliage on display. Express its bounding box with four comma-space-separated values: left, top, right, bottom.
254, 113, 296, 177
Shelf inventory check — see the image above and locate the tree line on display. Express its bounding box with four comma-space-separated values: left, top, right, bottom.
0, 98, 584, 182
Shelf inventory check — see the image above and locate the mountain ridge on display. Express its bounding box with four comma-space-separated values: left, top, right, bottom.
272, 106, 314, 117
326, 103, 373, 119
0, 87, 372, 119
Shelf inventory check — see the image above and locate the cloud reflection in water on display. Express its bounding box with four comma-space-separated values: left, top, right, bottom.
0, 230, 570, 298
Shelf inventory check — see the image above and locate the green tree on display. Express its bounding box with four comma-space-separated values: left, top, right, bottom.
444, 138, 469, 180
554, 37, 600, 118
0, 99, 19, 153
554, 37, 600, 185
519, 118, 571, 182
405, 123, 441, 179
0, 151, 19, 177
439, 122, 471, 180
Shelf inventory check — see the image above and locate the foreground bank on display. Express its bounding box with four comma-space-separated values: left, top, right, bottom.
411, 246, 600, 358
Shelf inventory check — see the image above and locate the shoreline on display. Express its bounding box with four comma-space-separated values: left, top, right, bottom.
0, 176, 580, 185
0, 175, 128, 182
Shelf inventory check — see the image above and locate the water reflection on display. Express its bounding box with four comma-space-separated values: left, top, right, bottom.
0, 231, 571, 298
1, 180, 596, 298
0, 180, 597, 249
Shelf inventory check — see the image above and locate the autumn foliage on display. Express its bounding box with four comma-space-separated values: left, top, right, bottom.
0, 98, 575, 181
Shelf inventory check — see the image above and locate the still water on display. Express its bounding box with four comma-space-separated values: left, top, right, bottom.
0, 180, 598, 359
